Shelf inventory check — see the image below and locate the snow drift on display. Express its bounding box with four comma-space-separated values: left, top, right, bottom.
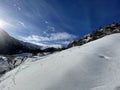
0, 34, 120, 90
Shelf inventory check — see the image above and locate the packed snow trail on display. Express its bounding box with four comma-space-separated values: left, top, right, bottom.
1, 34, 120, 90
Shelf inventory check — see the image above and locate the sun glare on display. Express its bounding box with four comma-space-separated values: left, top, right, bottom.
0, 20, 8, 28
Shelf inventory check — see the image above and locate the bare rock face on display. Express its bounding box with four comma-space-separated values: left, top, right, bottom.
68, 22, 120, 48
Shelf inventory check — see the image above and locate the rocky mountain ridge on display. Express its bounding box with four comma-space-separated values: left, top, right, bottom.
68, 22, 120, 48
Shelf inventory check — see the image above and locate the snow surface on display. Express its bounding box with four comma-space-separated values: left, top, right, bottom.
0, 34, 120, 90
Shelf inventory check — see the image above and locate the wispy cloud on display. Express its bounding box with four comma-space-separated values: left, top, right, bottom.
17, 21, 26, 28
22, 32, 77, 46
22, 32, 76, 42
50, 32, 76, 41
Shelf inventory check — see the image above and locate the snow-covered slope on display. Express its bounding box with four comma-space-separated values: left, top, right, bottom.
1, 34, 120, 90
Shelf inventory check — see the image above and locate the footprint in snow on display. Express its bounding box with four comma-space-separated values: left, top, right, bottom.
98, 55, 110, 60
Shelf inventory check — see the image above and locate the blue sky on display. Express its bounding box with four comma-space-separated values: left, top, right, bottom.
0, 0, 120, 46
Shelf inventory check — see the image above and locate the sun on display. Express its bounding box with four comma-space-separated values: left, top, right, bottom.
0, 20, 10, 29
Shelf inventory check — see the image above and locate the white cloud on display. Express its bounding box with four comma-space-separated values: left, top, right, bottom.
17, 7, 21, 11
46, 26, 55, 32
50, 32, 76, 41
45, 21, 48, 24
23, 35, 49, 42
22, 32, 76, 42
18, 21, 25, 27
21, 32, 76, 47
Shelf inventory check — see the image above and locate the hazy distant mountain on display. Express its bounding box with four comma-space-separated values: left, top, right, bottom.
0, 29, 23, 54
0, 29, 61, 55
68, 22, 120, 48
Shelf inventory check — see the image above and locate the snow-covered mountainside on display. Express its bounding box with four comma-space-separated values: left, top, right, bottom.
0, 33, 120, 90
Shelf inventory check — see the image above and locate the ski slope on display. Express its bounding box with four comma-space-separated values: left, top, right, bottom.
0, 34, 120, 90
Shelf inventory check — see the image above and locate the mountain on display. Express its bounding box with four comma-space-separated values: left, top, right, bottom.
68, 22, 120, 48
0, 29, 61, 55
0, 33, 120, 90
0, 29, 23, 54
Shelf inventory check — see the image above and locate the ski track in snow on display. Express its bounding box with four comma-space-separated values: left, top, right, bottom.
0, 55, 49, 90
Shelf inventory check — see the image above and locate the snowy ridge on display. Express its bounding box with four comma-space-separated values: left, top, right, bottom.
68, 22, 120, 48
0, 34, 120, 90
